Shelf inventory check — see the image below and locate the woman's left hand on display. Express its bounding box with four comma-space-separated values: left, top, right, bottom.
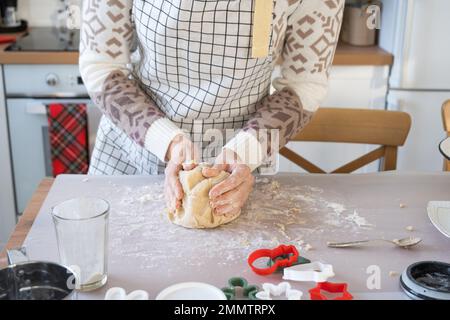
202, 149, 255, 216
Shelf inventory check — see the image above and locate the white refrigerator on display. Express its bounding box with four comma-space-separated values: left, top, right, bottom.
380, 0, 450, 171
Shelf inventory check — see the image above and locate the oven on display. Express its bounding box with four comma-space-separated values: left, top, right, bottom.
5, 64, 102, 215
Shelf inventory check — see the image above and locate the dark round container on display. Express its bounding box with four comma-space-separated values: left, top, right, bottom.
400, 261, 450, 300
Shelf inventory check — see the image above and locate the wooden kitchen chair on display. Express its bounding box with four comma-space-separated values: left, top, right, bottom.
442, 100, 450, 172
280, 108, 411, 173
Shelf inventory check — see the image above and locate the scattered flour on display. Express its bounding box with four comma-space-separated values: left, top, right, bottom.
345, 210, 375, 228
327, 203, 346, 215
255, 177, 270, 184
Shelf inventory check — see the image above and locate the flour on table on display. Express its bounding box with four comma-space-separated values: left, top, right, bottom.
104, 177, 374, 271
345, 210, 375, 228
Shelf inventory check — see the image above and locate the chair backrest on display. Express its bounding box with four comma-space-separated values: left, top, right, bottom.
443, 100, 450, 172
279, 108, 411, 173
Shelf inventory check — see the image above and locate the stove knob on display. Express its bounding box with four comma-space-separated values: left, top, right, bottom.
46, 74, 59, 87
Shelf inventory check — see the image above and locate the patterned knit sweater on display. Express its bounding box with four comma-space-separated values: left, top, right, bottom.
79, 0, 344, 172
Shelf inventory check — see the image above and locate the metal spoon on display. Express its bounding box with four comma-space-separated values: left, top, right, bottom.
327, 237, 422, 249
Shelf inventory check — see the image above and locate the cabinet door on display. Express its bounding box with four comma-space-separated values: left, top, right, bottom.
0, 70, 16, 247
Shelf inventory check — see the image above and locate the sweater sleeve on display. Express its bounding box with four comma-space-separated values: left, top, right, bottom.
224, 0, 344, 171
79, 0, 183, 162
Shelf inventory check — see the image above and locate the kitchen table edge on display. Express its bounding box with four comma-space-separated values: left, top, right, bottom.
0, 178, 54, 268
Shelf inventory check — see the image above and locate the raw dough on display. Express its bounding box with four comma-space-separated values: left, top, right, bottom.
168, 166, 241, 229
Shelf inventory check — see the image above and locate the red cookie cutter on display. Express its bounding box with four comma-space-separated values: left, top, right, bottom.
309, 282, 353, 300
248, 245, 299, 276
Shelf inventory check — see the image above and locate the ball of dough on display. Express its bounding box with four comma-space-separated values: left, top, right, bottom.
168, 166, 241, 229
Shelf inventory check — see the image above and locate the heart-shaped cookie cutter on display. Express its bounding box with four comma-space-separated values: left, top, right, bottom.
309, 282, 353, 300
255, 282, 303, 300
105, 287, 149, 300
221, 277, 259, 300
248, 244, 299, 276
283, 261, 335, 283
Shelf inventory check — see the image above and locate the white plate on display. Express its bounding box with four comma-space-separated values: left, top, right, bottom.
155, 282, 227, 300
439, 137, 450, 160
427, 201, 450, 238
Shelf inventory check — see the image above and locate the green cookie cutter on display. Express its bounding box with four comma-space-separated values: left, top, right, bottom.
267, 255, 311, 273
222, 277, 259, 300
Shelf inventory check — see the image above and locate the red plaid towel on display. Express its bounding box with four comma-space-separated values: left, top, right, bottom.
46, 103, 89, 176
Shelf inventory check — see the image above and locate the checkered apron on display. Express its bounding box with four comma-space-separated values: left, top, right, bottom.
89, 0, 275, 175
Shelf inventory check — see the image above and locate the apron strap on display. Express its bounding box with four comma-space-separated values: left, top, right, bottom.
252, 0, 273, 58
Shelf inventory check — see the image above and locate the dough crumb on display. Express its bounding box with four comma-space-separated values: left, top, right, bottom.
405, 225, 414, 232
271, 180, 280, 190
389, 271, 399, 277
399, 203, 406, 208
304, 243, 313, 251
82, 178, 89, 183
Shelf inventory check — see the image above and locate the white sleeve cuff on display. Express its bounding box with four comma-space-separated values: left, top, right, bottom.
223, 131, 265, 172
272, 78, 328, 113
144, 118, 185, 162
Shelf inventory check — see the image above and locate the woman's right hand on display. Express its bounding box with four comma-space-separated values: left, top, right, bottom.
164, 134, 199, 213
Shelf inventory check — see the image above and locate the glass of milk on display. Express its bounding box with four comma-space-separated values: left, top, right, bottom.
51, 197, 109, 291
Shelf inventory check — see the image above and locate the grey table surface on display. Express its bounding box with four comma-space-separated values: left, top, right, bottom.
22, 172, 450, 300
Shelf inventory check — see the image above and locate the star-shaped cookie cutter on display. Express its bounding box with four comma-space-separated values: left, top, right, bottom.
283, 261, 335, 282
248, 244, 299, 276
221, 277, 259, 300
255, 282, 303, 300
309, 282, 353, 300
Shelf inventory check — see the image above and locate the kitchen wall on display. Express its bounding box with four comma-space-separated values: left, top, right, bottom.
18, 0, 81, 27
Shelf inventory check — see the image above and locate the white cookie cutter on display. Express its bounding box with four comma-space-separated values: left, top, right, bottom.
105, 287, 149, 300
283, 261, 335, 283
255, 282, 303, 300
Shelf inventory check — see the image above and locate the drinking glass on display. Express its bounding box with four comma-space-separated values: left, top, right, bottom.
51, 197, 109, 291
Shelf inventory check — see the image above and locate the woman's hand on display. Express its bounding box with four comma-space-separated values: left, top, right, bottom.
202, 149, 255, 216
164, 134, 199, 213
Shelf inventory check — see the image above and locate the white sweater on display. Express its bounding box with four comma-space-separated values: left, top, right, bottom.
80, 0, 344, 172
